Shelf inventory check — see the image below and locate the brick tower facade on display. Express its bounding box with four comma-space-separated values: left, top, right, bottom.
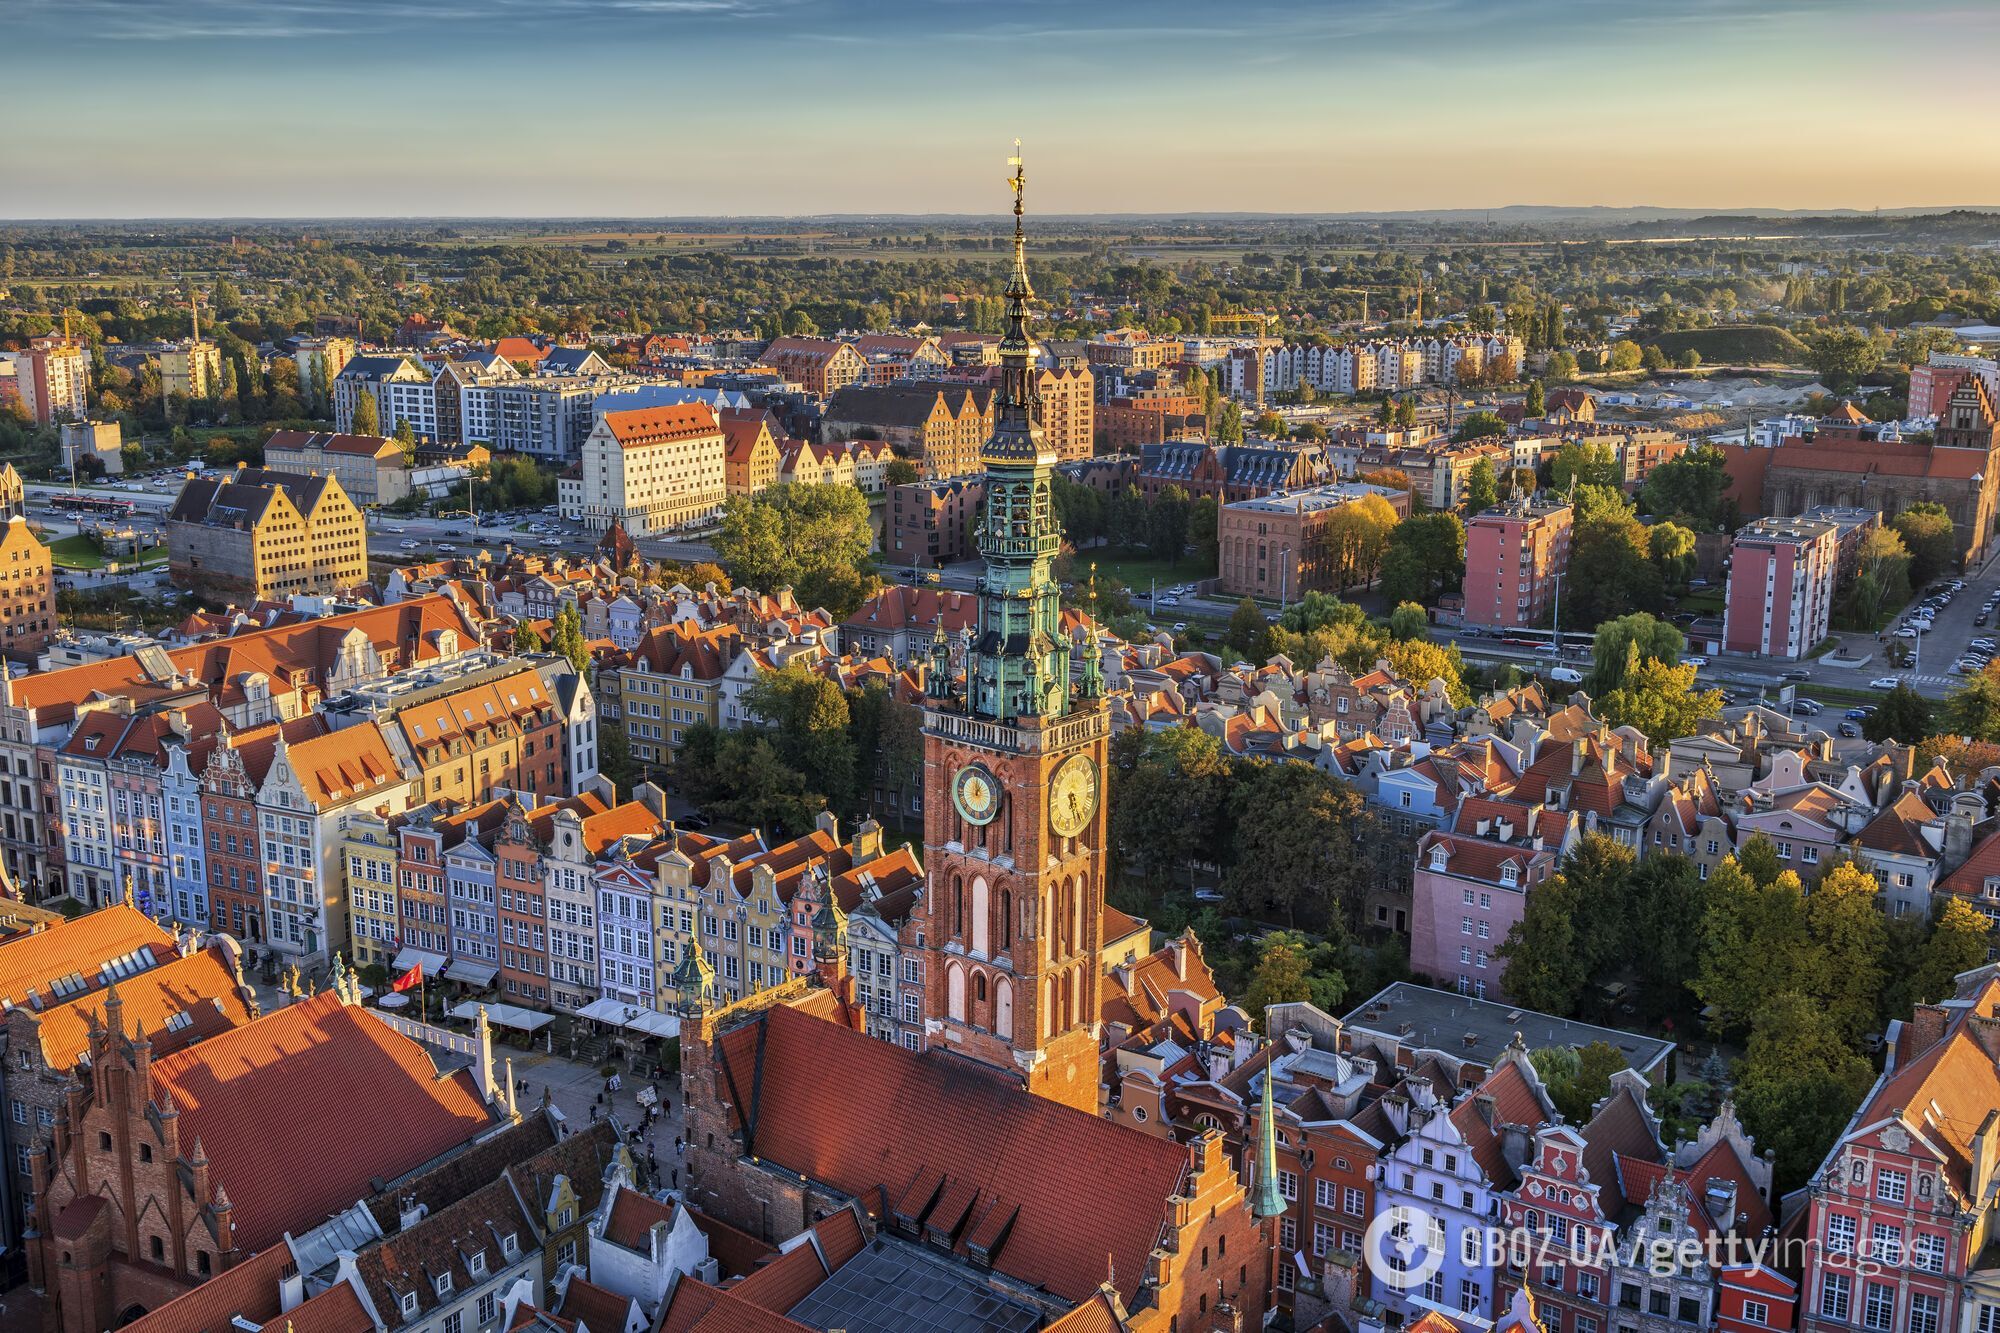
916, 149, 1110, 1115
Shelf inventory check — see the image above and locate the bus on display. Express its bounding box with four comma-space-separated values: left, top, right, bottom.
49, 494, 137, 518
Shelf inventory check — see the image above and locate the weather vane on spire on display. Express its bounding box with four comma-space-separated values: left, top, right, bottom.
1007, 139, 1025, 221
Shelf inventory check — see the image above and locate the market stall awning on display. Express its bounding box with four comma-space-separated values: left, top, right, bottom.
393, 947, 448, 975
575, 997, 679, 1039
448, 1000, 553, 1032
442, 959, 499, 986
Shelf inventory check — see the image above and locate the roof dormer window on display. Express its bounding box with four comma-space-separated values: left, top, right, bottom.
435, 1274, 452, 1298
1429, 846, 1449, 871
1500, 863, 1520, 887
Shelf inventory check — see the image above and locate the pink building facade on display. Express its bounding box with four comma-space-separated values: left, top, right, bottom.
1409, 795, 1570, 1000
1721, 517, 1837, 659
1462, 498, 1573, 632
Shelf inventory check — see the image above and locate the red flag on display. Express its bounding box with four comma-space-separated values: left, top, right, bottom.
392, 964, 423, 993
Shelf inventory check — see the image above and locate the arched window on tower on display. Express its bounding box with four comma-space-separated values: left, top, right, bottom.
971, 876, 990, 956
947, 961, 966, 1022
1000, 889, 1013, 951
953, 874, 964, 939
996, 977, 1014, 1040
975, 971, 988, 1006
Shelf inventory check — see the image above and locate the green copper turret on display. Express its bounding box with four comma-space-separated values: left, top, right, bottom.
966, 144, 1070, 724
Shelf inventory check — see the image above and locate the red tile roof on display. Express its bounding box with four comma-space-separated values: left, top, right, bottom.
150, 993, 493, 1249
601, 404, 723, 446
120, 1241, 297, 1333
707, 1003, 1187, 1306
0, 903, 175, 1008
1855, 788, 1937, 858
657, 1282, 812, 1333
602, 1186, 677, 1251
35, 945, 254, 1070
1449, 1058, 1551, 1185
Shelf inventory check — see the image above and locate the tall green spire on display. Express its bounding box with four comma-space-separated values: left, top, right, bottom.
1251, 1064, 1286, 1219
965, 141, 1070, 724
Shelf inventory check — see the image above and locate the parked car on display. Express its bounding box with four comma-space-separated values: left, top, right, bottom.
1845, 706, 1872, 720
1193, 888, 1226, 904
1839, 722, 1861, 738
1548, 665, 1584, 685
399, 539, 420, 550
1780, 669, 1811, 681
1792, 698, 1823, 716
1895, 628, 1920, 638
1682, 655, 1709, 668
1869, 676, 1902, 689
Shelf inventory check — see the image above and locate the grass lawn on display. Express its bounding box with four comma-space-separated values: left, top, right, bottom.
1073, 546, 1214, 597
45, 535, 166, 570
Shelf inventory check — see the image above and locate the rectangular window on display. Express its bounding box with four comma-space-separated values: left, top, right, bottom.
1861, 1281, 1893, 1331
1820, 1274, 1851, 1323
1740, 1302, 1768, 1328
1908, 1297, 1940, 1333
1876, 1168, 1908, 1203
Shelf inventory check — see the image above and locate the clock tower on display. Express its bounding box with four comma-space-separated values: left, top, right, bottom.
917, 145, 1109, 1115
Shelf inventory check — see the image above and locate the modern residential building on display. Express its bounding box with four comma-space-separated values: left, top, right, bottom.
159, 339, 223, 402
1216, 482, 1411, 600
566, 404, 727, 537
290, 335, 356, 406
166, 466, 369, 601
1460, 497, 1574, 632
15, 335, 88, 425
333, 354, 437, 439
1721, 515, 1838, 659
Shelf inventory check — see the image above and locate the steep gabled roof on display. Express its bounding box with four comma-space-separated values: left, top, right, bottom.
150, 993, 493, 1249
0, 904, 175, 1008
34, 946, 253, 1071
708, 1003, 1187, 1307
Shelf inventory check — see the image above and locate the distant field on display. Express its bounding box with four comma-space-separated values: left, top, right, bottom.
1649, 324, 1809, 365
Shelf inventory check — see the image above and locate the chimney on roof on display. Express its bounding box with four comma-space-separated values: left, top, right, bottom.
1572, 738, 1586, 776
1172, 935, 1189, 981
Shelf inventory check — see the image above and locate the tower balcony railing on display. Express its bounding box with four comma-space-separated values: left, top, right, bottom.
979, 534, 1063, 561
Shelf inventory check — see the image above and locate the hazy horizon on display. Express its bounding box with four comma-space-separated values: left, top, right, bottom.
7, 0, 1998, 218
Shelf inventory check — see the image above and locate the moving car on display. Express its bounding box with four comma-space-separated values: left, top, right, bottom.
1869, 676, 1901, 689
399, 539, 420, 550
1839, 722, 1861, 738
1780, 669, 1812, 681
1845, 706, 1872, 720
1682, 655, 1709, 668
1792, 698, 1823, 715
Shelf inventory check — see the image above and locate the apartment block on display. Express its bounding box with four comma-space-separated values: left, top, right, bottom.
1721, 516, 1838, 659
567, 404, 727, 537
1217, 482, 1412, 600
1461, 497, 1573, 631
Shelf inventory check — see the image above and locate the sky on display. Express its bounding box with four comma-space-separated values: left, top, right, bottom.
5, 0, 1998, 218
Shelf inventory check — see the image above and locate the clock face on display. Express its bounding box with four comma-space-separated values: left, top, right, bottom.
1049, 752, 1099, 838
952, 763, 1001, 825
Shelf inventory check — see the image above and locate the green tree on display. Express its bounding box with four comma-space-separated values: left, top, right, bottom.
1695, 858, 1813, 1035
510, 620, 542, 654
1387, 602, 1429, 642
1213, 400, 1244, 444
1598, 658, 1724, 744
1243, 936, 1313, 1030
1641, 344, 1669, 372
1460, 457, 1499, 513
598, 721, 637, 792
1944, 671, 2000, 743
1229, 597, 1274, 661
1638, 445, 1733, 530
1453, 412, 1508, 444
1647, 521, 1697, 593
1566, 510, 1667, 627
1608, 340, 1644, 372
351, 391, 380, 436
1905, 896, 1994, 1010
1865, 684, 1932, 744
1892, 501, 1958, 587
713, 483, 878, 616
1627, 854, 1707, 1017
1320, 493, 1400, 590
1799, 862, 1888, 1045
1547, 350, 1579, 379
1525, 379, 1546, 417
1804, 325, 1888, 394
1226, 760, 1376, 933
882, 457, 919, 489
1549, 440, 1621, 491
1148, 484, 1192, 566
1378, 512, 1465, 606
1843, 525, 1911, 628
1187, 494, 1220, 569
551, 603, 588, 676
1108, 726, 1233, 887
746, 665, 858, 814
1496, 872, 1590, 1015
1734, 991, 1875, 1193
1384, 637, 1471, 708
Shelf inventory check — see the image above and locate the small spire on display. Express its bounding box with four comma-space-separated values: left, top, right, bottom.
1250, 1066, 1285, 1220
